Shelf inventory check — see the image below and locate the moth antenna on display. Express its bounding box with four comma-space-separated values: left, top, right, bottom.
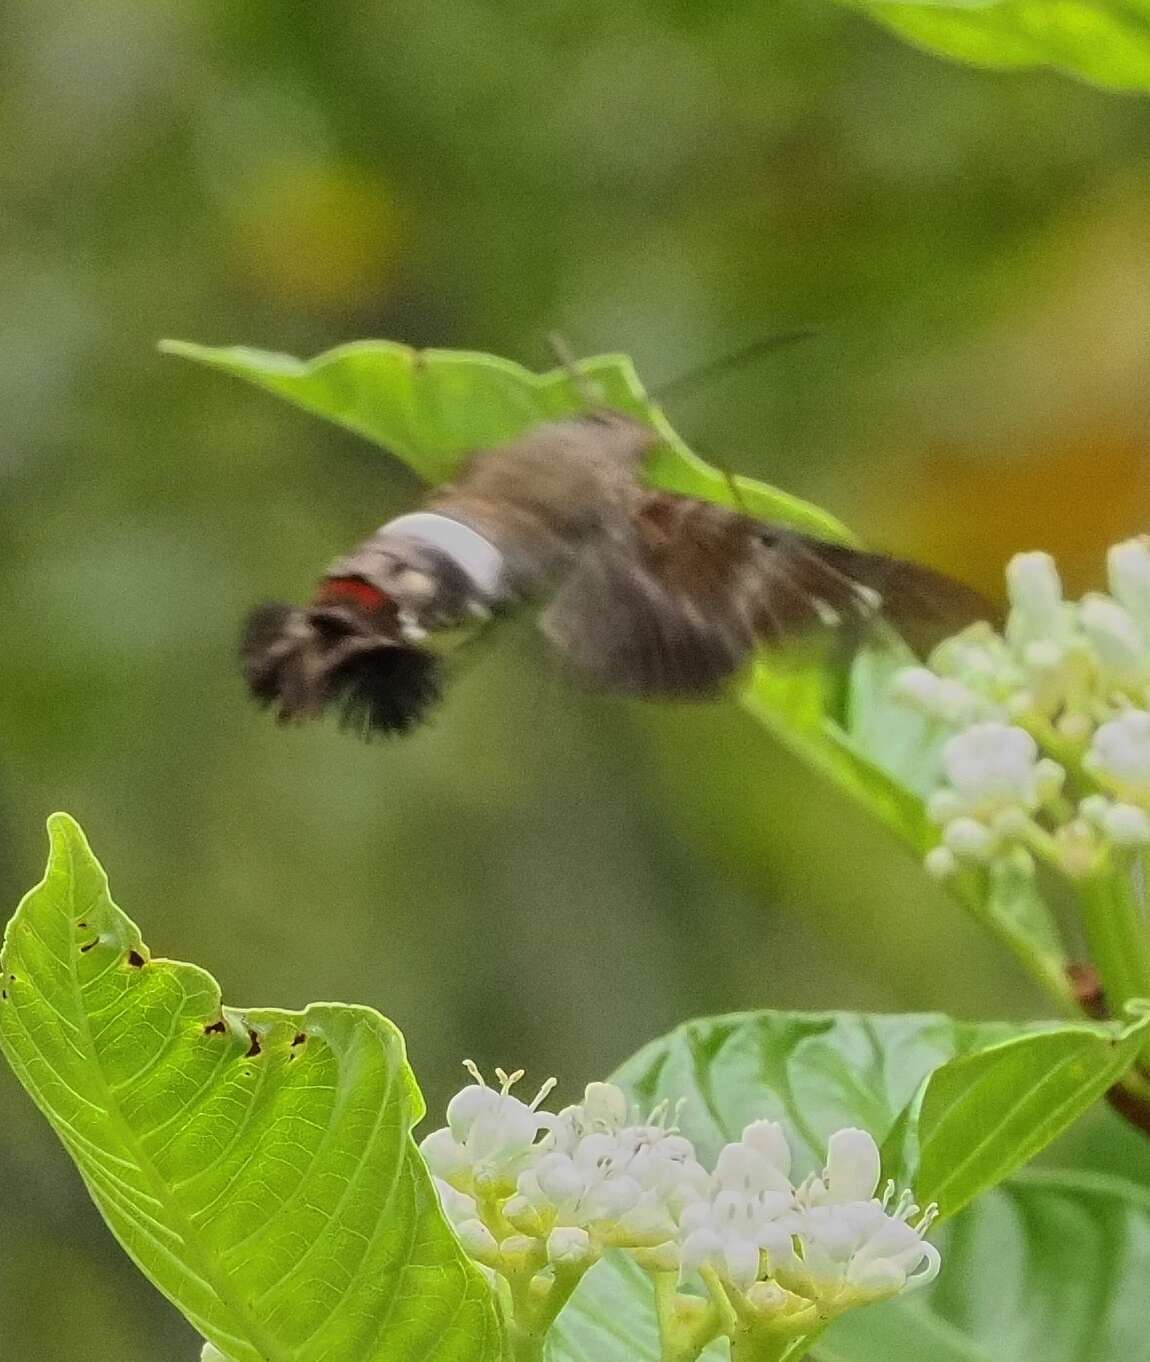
547, 331, 606, 409
649, 327, 822, 406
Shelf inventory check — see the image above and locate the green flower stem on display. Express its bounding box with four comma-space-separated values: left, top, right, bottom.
947, 869, 1077, 1014
1077, 857, 1150, 1023
503, 1263, 588, 1362
653, 1272, 722, 1362
728, 1320, 825, 1362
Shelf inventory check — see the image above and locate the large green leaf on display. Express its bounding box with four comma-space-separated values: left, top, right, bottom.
613, 1009, 1149, 1211
0, 814, 501, 1362
839, 0, 1150, 93
550, 1172, 1150, 1362
741, 652, 935, 852
160, 339, 852, 541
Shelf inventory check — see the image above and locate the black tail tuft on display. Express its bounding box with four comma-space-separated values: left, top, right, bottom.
239, 601, 443, 738
328, 646, 443, 738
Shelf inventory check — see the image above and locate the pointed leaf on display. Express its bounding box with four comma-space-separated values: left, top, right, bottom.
0, 814, 501, 1362
160, 338, 852, 541
913, 1009, 1150, 1216
611, 1007, 1148, 1209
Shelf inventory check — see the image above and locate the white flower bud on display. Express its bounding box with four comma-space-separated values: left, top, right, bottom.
1006, 551, 1065, 646
892, 668, 987, 724
927, 789, 966, 825
456, 1218, 500, 1266
1107, 537, 1150, 630
502, 1193, 550, 1237
1085, 709, 1150, 804
498, 1234, 540, 1272
1079, 794, 1111, 825
1102, 802, 1150, 847
937, 679, 988, 725
581, 1082, 629, 1130
929, 624, 1022, 707
942, 817, 995, 862
924, 846, 959, 880
420, 1127, 469, 1182
941, 722, 1054, 817
741, 1121, 792, 1181
802, 1129, 881, 1206
1034, 758, 1066, 803
1080, 594, 1146, 678
892, 666, 942, 709
1056, 710, 1093, 745
990, 806, 1029, 839
547, 1225, 594, 1267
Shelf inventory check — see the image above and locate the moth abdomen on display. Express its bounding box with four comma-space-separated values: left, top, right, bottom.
239, 595, 443, 737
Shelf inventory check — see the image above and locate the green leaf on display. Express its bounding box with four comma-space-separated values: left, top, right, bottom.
842, 643, 943, 804
912, 1009, 1150, 1215
742, 652, 936, 851
0, 814, 501, 1362
613, 1009, 1011, 1174
838, 0, 1150, 93
160, 338, 852, 541
552, 1172, 1150, 1361
612, 1008, 1148, 1208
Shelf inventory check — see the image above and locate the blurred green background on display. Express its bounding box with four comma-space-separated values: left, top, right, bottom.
4, 2, 1150, 1358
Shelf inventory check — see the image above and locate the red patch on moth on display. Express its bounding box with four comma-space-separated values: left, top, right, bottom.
314, 576, 391, 613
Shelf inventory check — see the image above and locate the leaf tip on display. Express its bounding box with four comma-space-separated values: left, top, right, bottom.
45, 810, 87, 851
157, 338, 198, 359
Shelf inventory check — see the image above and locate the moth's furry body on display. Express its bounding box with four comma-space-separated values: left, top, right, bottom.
242, 409, 986, 735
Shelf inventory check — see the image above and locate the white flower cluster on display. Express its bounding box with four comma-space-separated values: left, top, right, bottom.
894, 539, 1150, 878
420, 1063, 940, 1345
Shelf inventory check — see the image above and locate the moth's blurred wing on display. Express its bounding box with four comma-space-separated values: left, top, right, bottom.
790, 538, 994, 655
538, 493, 990, 697
539, 537, 754, 697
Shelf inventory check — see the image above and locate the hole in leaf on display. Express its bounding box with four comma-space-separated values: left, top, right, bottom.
127, 950, 146, 968
79, 938, 100, 954
291, 1033, 307, 1047
245, 1030, 262, 1058
76, 922, 87, 930
203, 1020, 227, 1036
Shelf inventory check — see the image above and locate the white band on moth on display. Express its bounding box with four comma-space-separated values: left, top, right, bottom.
381, 512, 505, 598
